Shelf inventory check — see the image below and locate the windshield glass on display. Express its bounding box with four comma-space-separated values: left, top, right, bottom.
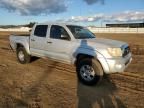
67, 25, 96, 39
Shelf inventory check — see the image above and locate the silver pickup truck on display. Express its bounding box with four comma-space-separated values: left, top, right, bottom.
9, 23, 132, 85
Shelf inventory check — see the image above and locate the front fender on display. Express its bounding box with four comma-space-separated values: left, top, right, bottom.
72, 47, 96, 64
72, 47, 110, 73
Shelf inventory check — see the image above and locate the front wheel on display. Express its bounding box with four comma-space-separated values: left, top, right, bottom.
77, 58, 103, 85
16, 47, 31, 64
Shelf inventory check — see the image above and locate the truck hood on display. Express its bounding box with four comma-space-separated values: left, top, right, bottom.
78, 38, 128, 49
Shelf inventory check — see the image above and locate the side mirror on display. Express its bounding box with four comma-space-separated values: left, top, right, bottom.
61, 35, 70, 40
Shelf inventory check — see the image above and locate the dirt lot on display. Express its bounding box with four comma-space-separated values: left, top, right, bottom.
0, 32, 144, 108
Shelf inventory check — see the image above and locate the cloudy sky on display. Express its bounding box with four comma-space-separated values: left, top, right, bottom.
0, 0, 144, 26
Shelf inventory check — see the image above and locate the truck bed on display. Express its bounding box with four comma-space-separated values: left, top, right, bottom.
11, 33, 30, 37
9, 35, 30, 50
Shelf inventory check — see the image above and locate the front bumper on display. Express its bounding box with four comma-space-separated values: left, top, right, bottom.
98, 52, 132, 74
105, 53, 132, 73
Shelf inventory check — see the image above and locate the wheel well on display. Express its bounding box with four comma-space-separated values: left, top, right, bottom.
75, 54, 94, 66
16, 43, 24, 49
75, 54, 104, 74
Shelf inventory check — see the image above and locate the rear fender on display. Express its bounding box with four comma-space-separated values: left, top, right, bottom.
16, 40, 30, 54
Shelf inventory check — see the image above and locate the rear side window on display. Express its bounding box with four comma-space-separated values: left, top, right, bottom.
34, 25, 48, 37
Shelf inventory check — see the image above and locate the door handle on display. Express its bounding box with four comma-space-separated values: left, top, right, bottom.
31, 39, 35, 41
47, 41, 52, 44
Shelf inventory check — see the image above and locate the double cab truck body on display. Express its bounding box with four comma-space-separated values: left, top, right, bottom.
9, 23, 132, 85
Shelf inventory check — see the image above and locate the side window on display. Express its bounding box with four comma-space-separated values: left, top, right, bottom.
50, 25, 70, 40
34, 25, 48, 37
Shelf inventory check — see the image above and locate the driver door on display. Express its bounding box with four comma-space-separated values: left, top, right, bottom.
45, 25, 74, 63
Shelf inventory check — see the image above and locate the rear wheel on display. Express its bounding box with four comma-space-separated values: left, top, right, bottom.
16, 47, 31, 64
77, 58, 103, 85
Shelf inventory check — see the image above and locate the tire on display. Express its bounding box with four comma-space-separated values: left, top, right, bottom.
76, 58, 103, 85
16, 47, 31, 64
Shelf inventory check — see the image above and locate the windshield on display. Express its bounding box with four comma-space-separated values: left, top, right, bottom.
67, 25, 96, 39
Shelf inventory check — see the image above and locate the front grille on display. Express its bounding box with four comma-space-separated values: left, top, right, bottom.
123, 46, 130, 57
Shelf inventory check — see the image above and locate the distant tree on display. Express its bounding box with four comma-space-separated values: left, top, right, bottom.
25, 22, 36, 28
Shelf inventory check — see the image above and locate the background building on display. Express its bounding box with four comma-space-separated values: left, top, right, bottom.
106, 22, 144, 28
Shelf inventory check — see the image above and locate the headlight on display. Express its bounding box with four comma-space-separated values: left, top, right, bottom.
107, 48, 123, 57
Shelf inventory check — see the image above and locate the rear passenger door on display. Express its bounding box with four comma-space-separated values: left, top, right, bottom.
30, 25, 48, 56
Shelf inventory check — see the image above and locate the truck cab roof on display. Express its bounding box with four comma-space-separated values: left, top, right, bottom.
34, 22, 81, 27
